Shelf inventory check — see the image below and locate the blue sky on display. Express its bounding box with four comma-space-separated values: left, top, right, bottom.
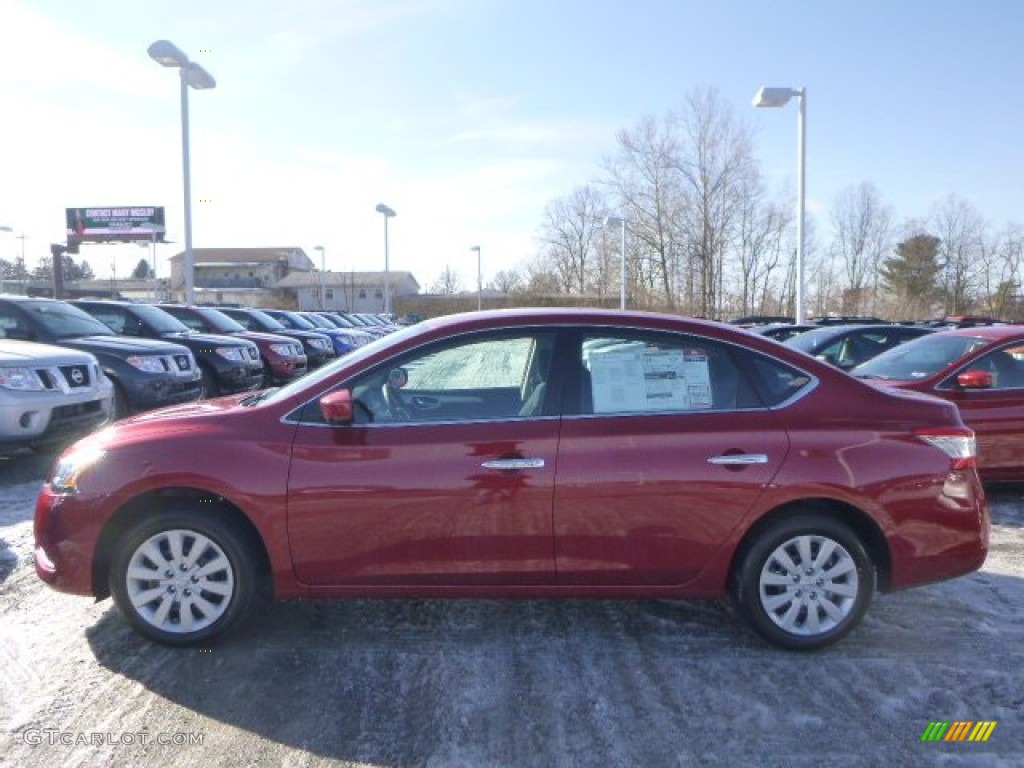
0, 0, 1020, 290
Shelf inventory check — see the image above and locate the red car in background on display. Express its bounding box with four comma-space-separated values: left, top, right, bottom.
853, 325, 1024, 483
34, 309, 988, 650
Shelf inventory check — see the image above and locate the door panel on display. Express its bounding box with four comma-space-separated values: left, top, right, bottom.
287, 420, 559, 585
553, 410, 788, 586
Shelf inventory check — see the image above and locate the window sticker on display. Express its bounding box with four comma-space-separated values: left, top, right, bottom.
589, 345, 713, 413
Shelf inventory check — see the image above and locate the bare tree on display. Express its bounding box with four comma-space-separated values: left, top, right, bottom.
731, 173, 791, 317
830, 182, 892, 315
431, 265, 462, 295
603, 113, 685, 310
977, 224, 1024, 319
931, 195, 986, 315
489, 269, 524, 294
538, 185, 607, 295
671, 86, 759, 318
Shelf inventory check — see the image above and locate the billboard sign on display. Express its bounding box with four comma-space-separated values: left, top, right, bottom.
66, 207, 166, 244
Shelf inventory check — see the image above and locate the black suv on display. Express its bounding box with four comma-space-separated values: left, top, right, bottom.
0, 296, 201, 417
71, 300, 264, 398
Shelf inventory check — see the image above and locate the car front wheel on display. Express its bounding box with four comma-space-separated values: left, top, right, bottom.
109, 510, 260, 645
733, 515, 874, 650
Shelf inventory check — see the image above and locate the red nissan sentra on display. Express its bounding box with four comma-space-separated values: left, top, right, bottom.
34, 309, 989, 650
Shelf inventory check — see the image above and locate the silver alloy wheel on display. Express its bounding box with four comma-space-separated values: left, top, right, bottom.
757, 534, 859, 636
124, 529, 235, 634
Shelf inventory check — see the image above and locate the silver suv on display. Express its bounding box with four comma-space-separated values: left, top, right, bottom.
0, 339, 114, 454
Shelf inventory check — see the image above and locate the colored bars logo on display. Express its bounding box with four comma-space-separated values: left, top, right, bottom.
921, 721, 997, 742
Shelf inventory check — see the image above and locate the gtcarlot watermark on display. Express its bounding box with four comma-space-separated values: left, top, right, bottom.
21, 729, 204, 747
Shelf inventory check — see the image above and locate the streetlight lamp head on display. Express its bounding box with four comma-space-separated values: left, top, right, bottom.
603, 216, 624, 227
375, 204, 396, 218
147, 40, 189, 68
470, 245, 480, 253
753, 87, 798, 108
183, 63, 216, 90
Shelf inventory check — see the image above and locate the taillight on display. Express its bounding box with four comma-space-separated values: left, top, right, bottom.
915, 427, 976, 470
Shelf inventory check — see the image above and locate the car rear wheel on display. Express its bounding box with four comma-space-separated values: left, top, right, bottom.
732, 514, 873, 650
109, 510, 260, 645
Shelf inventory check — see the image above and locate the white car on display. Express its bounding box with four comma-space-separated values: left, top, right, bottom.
0, 339, 113, 454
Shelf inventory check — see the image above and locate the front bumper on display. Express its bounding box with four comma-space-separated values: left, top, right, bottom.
0, 386, 113, 450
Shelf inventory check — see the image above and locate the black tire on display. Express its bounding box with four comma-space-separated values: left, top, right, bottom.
108, 509, 261, 645
199, 365, 219, 399
111, 380, 131, 420
260, 358, 273, 389
732, 514, 874, 651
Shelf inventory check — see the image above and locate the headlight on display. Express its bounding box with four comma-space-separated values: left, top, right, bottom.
0, 366, 44, 391
311, 338, 331, 350
50, 446, 105, 494
215, 347, 246, 361
269, 343, 296, 356
125, 355, 166, 373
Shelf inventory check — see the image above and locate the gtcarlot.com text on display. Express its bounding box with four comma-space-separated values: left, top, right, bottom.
20, 729, 204, 747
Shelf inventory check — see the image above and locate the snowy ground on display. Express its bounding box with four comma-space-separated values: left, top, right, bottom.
1, 449, 1021, 767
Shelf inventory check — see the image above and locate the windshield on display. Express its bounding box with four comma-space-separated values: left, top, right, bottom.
132, 304, 191, 334
280, 311, 316, 330
784, 327, 838, 353
195, 307, 247, 333
24, 300, 113, 339
853, 333, 990, 380
246, 309, 286, 330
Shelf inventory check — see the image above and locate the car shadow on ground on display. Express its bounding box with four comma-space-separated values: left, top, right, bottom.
85, 570, 1024, 766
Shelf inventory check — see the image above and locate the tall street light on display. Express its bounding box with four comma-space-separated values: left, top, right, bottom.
603, 216, 627, 310
314, 245, 326, 310
754, 86, 807, 324
375, 204, 396, 315
148, 40, 216, 305
470, 245, 482, 310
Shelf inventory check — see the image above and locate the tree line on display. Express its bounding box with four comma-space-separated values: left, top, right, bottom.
432, 86, 1023, 321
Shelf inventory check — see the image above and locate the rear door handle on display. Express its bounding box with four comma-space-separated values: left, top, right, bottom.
481, 458, 546, 470
707, 453, 769, 466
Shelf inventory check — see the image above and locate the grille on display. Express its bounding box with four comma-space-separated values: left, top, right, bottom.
59, 364, 91, 388
35, 369, 57, 390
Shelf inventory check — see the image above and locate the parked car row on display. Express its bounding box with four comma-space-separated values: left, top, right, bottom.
0, 295, 398, 451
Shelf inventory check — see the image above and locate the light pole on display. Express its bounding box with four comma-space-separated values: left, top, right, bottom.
148, 40, 216, 305
470, 245, 482, 310
375, 204, 396, 315
754, 86, 807, 324
603, 216, 627, 309
314, 245, 326, 310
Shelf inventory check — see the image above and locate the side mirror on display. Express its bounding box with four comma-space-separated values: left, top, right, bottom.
320, 389, 354, 424
957, 370, 994, 389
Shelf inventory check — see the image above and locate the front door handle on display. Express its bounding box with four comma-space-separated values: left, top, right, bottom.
481, 458, 546, 470
707, 453, 768, 466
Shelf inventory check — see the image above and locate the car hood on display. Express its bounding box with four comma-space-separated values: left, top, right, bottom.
231, 330, 301, 345
60, 335, 190, 356
0, 339, 96, 365
160, 331, 251, 348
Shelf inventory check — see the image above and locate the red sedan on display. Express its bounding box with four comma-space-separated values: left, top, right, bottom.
34, 309, 988, 650
853, 325, 1024, 483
